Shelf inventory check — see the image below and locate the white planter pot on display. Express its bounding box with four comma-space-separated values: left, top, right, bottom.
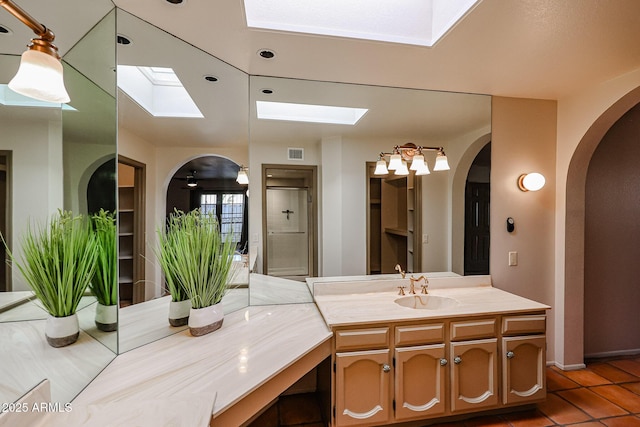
169, 299, 191, 327
95, 303, 118, 332
45, 313, 79, 347
188, 303, 224, 337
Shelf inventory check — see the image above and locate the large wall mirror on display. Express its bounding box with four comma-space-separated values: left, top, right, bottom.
248, 76, 492, 305
0, 1, 116, 404
115, 10, 249, 352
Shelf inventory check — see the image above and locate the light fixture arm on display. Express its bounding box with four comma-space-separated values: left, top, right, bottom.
378, 144, 447, 159
0, 0, 60, 56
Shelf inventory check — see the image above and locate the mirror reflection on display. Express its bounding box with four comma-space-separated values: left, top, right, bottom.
0, 2, 116, 404
248, 76, 492, 305
115, 10, 249, 352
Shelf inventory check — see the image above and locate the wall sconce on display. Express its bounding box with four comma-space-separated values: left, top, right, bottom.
236, 166, 249, 185
186, 171, 197, 187
518, 172, 545, 192
0, 0, 70, 103
374, 143, 450, 176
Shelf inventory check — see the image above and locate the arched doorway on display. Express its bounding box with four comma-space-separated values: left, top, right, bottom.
584, 102, 640, 359
166, 156, 249, 254
565, 86, 640, 367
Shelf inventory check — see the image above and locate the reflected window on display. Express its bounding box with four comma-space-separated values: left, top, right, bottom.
199, 192, 244, 244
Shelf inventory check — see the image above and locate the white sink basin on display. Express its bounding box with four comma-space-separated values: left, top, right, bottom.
394, 295, 458, 310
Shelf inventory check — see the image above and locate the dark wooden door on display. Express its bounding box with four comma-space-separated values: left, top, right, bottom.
464, 182, 490, 275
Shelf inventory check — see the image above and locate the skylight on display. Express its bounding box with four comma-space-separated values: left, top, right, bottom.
0, 85, 76, 110
117, 65, 203, 118
243, 0, 480, 47
256, 101, 368, 125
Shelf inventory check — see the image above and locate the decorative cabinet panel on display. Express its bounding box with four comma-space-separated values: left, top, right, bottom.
450, 338, 499, 413
502, 335, 546, 405
335, 349, 391, 426
394, 344, 446, 420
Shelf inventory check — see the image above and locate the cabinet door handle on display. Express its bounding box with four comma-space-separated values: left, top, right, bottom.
506, 351, 515, 359
454, 356, 462, 364
382, 364, 391, 373
440, 358, 448, 366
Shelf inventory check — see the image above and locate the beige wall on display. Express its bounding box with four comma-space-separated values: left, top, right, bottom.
491, 97, 557, 363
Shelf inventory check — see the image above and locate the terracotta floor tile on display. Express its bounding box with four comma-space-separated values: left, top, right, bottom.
622, 382, 640, 396
569, 422, 606, 426
588, 362, 640, 383
591, 384, 640, 413
537, 393, 592, 425
502, 408, 555, 426
557, 388, 628, 419
546, 367, 581, 391
462, 415, 510, 426
610, 359, 640, 378
561, 369, 613, 387
601, 414, 640, 427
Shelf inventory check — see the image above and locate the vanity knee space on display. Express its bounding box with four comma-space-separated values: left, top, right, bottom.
330, 312, 547, 426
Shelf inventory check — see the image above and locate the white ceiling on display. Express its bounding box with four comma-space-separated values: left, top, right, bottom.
113, 0, 640, 100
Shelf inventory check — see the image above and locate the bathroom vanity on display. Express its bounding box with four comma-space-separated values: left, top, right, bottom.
312, 275, 550, 426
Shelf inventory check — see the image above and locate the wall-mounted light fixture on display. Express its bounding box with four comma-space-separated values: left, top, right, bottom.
236, 166, 249, 185
374, 142, 450, 176
186, 171, 197, 188
518, 172, 545, 192
0, 0, 70, 103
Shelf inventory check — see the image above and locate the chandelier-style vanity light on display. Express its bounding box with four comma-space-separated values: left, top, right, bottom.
0, 0, 70, 103
374, 143, 450, 176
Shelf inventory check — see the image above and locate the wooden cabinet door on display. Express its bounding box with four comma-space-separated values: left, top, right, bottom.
335, 349, 391, 426
450, 338, 498, 413
502, 335, 546, 405
395, 344, 446, 421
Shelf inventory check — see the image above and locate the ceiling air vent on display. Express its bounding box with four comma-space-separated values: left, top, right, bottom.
288, 147, 304, 161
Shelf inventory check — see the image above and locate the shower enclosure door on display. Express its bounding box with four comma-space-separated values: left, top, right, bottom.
266, 188, 309, 277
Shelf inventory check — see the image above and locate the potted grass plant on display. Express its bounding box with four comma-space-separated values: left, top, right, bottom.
5, 210, 98, 347
156, 209, 238, 336
90, 209, 118, 332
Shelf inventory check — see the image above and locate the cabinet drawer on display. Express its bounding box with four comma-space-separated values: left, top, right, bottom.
335, 327, 389, 351
450, 318, 496, 341
502, 314, 546, 336
395, 323, 444, 346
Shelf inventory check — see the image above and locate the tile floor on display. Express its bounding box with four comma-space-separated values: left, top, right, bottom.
249, 357, 640, 427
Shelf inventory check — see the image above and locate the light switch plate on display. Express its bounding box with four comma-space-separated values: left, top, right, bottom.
508, 251, 518, 266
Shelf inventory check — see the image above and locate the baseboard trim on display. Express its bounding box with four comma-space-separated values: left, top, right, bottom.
585, 348, 640, 359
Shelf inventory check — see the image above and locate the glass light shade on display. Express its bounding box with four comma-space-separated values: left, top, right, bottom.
374, 159, 388, 175
8, 49, 70, 103
415, 163, 431, 175
409, 154, 425, 171
236, 169, 249, 185
387, 153, 402, 170
433, 152, 450, 171
518, 173, 545, 191
395, 160, 409, 176
187, 176, 197, 187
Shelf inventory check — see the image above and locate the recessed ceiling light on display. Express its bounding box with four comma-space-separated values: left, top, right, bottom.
261, 89, 273, 94
258, 49, 276, 59
117, 34, 131, 45
165, 0, 185, 4
256, 100, 368, 125
203, 75, 218, 82
244, 0, 480, 47
0, 25, 12, 35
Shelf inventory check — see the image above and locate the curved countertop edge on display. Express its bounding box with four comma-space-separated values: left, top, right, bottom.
42, 303, 331, 427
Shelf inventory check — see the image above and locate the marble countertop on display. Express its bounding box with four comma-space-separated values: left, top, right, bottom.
50, 303, 332, 426
313, 277, 550, 327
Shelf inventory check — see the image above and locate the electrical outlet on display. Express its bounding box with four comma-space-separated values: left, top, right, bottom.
422, 234, 429, 244
508, 251, 518, 266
